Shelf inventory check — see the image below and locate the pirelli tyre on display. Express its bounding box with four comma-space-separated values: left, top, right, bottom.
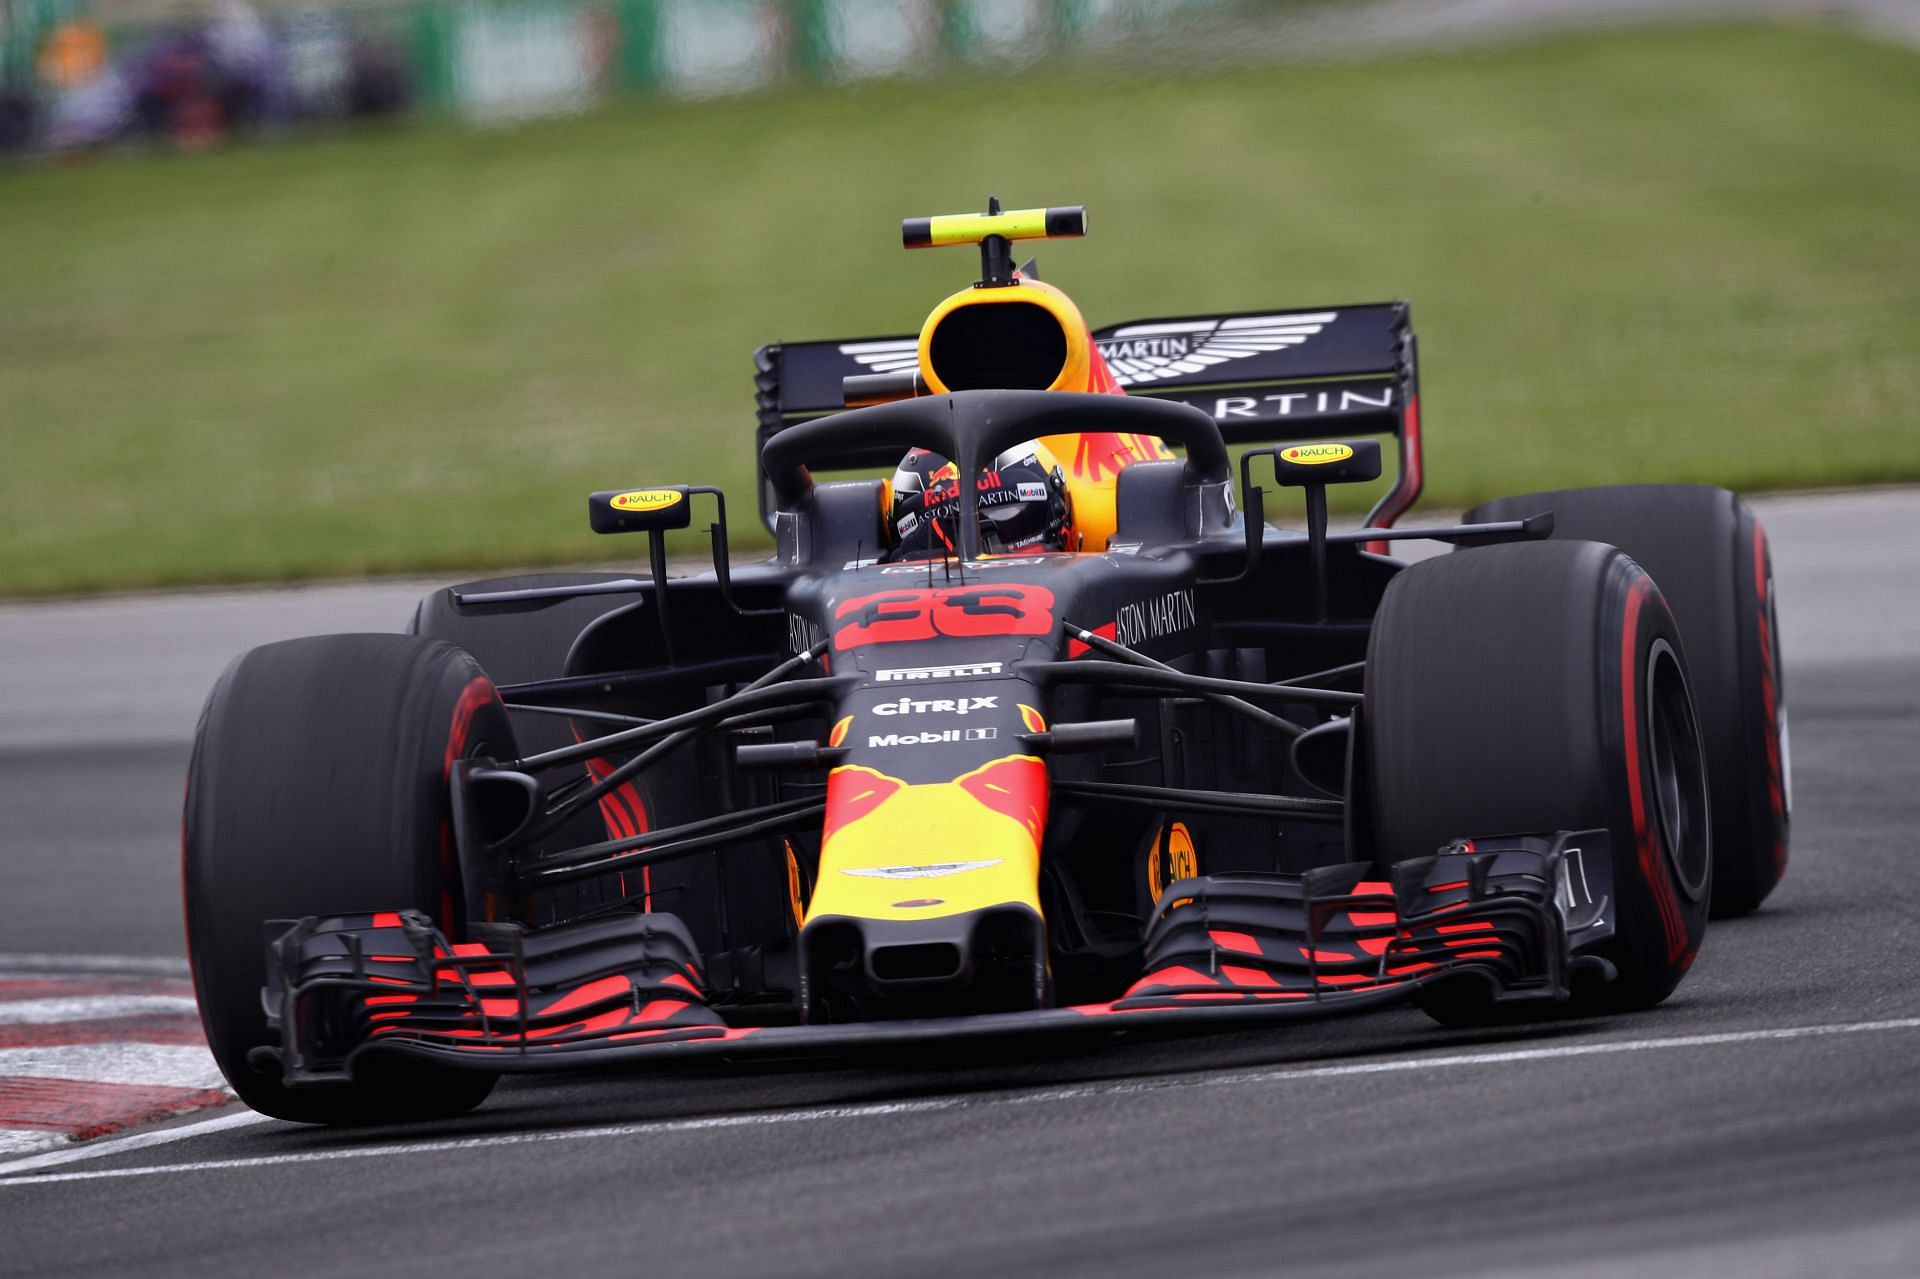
1367, 540, 1712, 1018
183, 634, 513, 1124
1466, 485, 1788, 917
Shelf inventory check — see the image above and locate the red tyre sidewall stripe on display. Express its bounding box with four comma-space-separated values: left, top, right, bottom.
441, 676, 498, 934
576, 724, 655, 908
1620, 577, 1690, 965
585, 755, 632, 900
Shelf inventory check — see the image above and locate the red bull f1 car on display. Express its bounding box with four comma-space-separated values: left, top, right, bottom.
183, 200, 1791, 1124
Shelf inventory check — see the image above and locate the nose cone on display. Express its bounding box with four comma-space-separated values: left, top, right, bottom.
799, 754, 1051, 1016
805, 755, 1047, 924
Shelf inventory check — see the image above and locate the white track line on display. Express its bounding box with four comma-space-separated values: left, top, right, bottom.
0, 1130, 74, 1158
0, 996, 200, 1024
0, 1109, 269, 1174
0, 1044, 225, 1090
0, 955, 189, 977
1, 1015, 1916, 1188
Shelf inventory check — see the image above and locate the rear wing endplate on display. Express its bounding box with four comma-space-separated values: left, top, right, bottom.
753, 301, 1421, 532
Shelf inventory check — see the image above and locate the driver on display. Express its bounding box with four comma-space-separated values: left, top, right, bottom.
886, 442, 1073, 560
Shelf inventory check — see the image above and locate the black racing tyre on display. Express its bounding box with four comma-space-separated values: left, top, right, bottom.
1467, 485, 1788, 917
1367, 541, 1712, 1016
183, 634, 514, 1124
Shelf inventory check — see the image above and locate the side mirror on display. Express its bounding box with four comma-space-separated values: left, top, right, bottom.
585, 485, 780, 647
1269, 440, 1383, 488
1239, 440, 1385, 622
588, 486, 695, 534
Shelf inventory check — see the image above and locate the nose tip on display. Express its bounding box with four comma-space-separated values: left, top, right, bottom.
868, 940, 966, 985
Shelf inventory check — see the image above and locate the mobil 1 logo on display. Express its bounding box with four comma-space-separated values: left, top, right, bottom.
867, 726, 999, 749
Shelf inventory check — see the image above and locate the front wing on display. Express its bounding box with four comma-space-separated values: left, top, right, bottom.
252, 833, 1614, 1085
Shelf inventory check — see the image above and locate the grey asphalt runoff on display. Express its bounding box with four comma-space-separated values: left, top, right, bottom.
0, 487, 1915, 1278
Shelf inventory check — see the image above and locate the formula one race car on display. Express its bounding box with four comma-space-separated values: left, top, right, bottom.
183, 200, 1791, 1124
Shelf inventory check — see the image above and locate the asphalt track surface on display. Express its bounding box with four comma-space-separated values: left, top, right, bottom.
0, 488, 1916, 1278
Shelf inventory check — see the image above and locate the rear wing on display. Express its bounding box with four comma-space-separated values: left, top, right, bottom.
752, 301, 1421, 531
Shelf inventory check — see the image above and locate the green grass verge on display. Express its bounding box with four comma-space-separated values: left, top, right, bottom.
3, 20, 1918, 595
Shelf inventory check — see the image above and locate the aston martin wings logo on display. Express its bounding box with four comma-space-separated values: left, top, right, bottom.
1097, 312, 1338, 386
840, 338, 921, 375
841, 859, 1003, 880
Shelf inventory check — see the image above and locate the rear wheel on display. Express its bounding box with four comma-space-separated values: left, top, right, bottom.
1467, 485, 1788, 916
1368, 540, 1712, 1017
183, 633, 513, 1123
411, 571, 648, 863
409, 571, 635, 752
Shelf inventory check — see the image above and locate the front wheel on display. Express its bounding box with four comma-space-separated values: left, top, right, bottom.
184, 633, 514, 1124
1367, 540, 1712, 1017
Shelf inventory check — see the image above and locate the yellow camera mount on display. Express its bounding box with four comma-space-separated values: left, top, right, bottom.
901, 195, 1086, 287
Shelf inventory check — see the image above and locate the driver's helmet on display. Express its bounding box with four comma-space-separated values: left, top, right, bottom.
887, 441, 1072, 560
